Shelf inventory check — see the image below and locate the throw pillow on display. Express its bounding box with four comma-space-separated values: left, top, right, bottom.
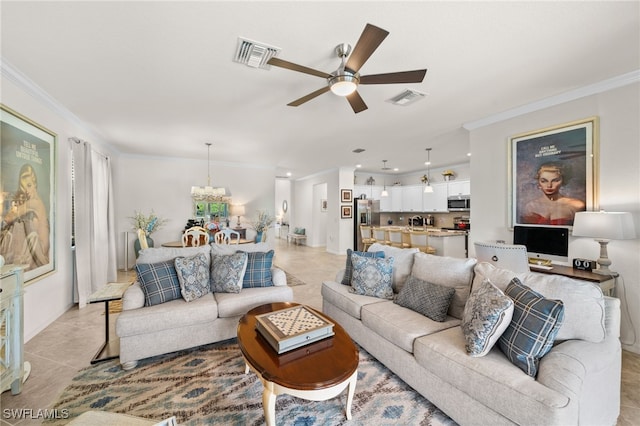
367, 243, 420, 293
498, 278, 565, 377
341, 249, 385, 285
135, 260, 182, 306
241, 250, 275, 288
210, 252, 248, 293
174, 252, 211, 302
461, 279, 514, 357
350, 253, 394, 299
395, 275, 456, 322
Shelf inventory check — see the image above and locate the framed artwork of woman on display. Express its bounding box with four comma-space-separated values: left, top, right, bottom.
1, 105, 56, 283
509, 117, 599, 228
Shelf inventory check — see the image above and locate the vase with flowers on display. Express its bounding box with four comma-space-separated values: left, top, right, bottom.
130, 210, 167, 257
250, 210, 275, 242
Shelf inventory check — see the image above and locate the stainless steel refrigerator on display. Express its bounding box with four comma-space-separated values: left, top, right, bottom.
354, 199, 380, 251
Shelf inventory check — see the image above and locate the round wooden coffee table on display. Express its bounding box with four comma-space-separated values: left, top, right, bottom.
237, 302, 359, 426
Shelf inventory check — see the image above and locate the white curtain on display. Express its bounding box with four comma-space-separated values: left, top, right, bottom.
70, 139, 117, 307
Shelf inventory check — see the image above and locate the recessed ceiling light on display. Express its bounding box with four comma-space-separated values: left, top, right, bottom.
467, 152, 472, 157
286, 172, 292, 177
356, 164, 362, 168
393, 168, 399, 172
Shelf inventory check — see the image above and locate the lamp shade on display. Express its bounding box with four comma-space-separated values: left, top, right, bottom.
230, 204, 245, 216
572, 211, 636, 240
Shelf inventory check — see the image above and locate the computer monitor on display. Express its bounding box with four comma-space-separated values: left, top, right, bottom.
513, 225, 569, 264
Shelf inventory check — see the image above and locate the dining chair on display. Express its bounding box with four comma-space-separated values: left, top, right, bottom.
182, 226, 209, 247
409, 230, 436, 254
387, 228, 410, 248
219, 228, 241, 245
214, 232, 230, 245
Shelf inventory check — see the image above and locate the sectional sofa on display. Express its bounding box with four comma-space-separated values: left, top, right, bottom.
322, 243, 620, 425
116, 243, 293, 370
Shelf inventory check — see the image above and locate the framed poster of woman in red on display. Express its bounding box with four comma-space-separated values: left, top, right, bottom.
509, 117, 598, 228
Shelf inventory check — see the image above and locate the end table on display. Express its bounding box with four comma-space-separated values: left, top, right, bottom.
88, 282, 131, 364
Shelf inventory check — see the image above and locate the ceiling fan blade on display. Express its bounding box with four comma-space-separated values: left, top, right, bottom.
287, 86, 331, 107
267, 57, 332, 79
360, 69, 427, 85
346, 90, 368, 113
345, 24, 389, 73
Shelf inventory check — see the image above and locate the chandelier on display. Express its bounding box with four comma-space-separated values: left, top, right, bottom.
191, 143, 227, 202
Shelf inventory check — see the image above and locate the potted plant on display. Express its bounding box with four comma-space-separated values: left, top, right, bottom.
250, 210, 275, 242
130, 210, 167, 256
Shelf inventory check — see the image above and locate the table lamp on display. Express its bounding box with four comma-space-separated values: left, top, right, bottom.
230, 204, 245, 228
572, 211, 636, 276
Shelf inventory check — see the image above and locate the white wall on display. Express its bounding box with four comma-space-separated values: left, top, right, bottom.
469, 83, 640, 353
114, 155, 276, 267
2, 72, 118, 341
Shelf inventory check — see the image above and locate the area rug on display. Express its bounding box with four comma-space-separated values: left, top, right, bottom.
47, 339, 457, 426
282, 270, 306, 286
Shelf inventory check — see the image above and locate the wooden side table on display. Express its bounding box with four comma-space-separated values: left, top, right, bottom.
530, 264, 616, 296
88, 282, 132, 364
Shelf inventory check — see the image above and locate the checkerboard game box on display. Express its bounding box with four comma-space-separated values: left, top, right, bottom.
255, 305, 335, 354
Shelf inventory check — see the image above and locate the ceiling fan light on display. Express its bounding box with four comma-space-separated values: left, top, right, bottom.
329, 74, 358, 96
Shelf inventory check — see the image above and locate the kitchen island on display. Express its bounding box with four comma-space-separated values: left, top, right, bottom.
376, 227, 468, 258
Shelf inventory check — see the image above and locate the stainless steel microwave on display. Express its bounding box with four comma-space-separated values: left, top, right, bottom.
447, 195, 470, 211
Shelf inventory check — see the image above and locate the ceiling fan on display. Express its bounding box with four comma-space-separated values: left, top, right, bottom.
267, 23, 427, 113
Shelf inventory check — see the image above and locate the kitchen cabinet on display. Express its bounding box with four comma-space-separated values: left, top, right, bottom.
447, 180, 471, 197
422, 183, 448, 212
379, 189, 392, 212
389, 187, 403, 212
401, 185, 423, 212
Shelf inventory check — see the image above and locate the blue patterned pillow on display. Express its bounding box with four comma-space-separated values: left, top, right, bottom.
395, 275, 456, 322
498, 278, 564, 377
341, 249, 385, 285
241, 250, 274, 288
174, 252, 211, 302
350, 253, 394, 299
210, 252, 248, 293
135, 260, 181, 306
462, 279, 514, 357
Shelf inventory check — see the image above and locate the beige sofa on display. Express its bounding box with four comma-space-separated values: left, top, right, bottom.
322, 243, 621, 425
116, 243, 293, 370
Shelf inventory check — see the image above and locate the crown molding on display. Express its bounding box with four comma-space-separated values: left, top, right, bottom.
463, 70, 640, 131
1, 56, 109, 143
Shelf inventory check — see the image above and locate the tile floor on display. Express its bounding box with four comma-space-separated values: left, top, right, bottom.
1, 238, 639, 425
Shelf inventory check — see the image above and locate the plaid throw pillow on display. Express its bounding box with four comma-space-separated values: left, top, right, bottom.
341, 249, 385, 285
395, 275, 456, 322
135, 260, 181, 306
241, 250, 274, 288
498, 278, 564, 377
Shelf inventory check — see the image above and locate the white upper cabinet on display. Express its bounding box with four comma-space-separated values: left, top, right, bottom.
447, 180, 471, 197
401, 185, 423, 212
422, 183, 449, 212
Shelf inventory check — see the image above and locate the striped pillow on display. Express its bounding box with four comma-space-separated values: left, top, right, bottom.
498, 278, 564, 377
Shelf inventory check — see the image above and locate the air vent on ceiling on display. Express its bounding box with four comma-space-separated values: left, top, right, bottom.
352, 148, 366, 153
234, 37, 281, 69
386, 89, 427, 106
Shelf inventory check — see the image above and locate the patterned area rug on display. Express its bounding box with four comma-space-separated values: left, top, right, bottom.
282, 270, 306, 286
47, 339, 456, 425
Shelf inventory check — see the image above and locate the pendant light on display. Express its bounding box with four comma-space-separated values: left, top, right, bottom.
424, 148, 434, 193
380, 160, 389, 197
191, 143, 227, 201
